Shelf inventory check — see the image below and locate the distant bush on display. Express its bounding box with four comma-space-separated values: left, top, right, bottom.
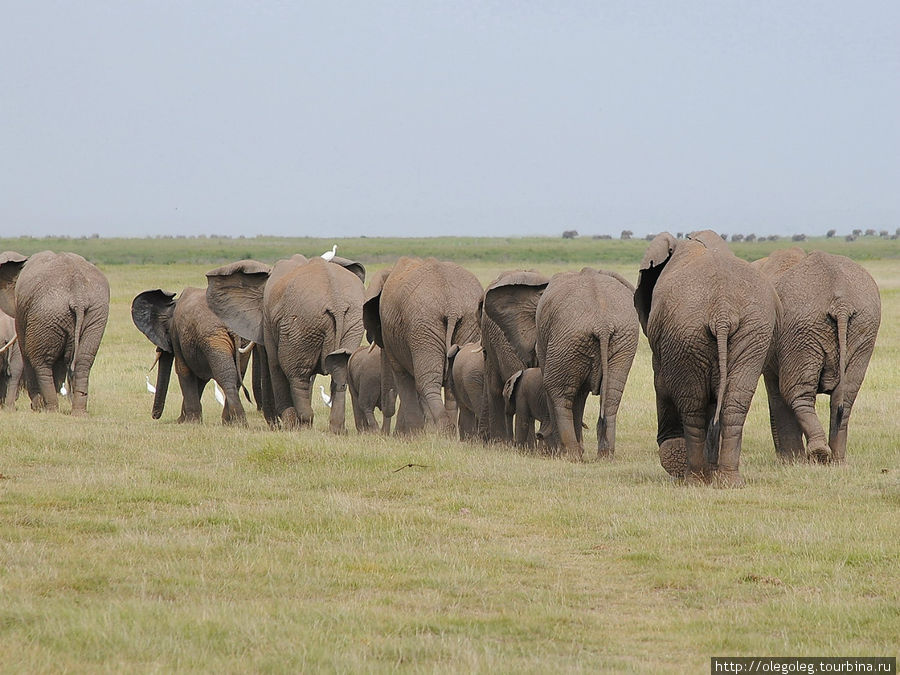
826, 229, 836, 238
731, 234, 744, 242
845, 234, 857, 241
562, 230, 578, 239
852, 229, 862, 236
879, 230, 889, 238
768, 235, 780, 241
620, 230, 632, 240
745, 234, 756, 242
592, 234, 612, 240
792, 234, 807, 242
864, 229, 876, 236
676, 232, 683, 239
720, 233, 728, 240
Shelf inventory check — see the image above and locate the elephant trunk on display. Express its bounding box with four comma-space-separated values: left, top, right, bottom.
152, 349, 174, 419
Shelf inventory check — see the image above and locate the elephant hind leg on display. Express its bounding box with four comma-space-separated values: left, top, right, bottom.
32, 361, 59, 413
763, 371, 804, 462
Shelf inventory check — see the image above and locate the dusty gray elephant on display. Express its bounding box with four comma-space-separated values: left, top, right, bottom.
446, 342, 485, 441
0, 310, 24, 409
752, 248, 881, 464
635, 231, 779, 486
347, 343, 396, 434
132, 287, 253, 425
503, 367, 553, 450
207, 254, 365, 433
0, 251, 109, 415
363, 257, 482, 434
477, 270, 550, 443
485, 267, 639, 461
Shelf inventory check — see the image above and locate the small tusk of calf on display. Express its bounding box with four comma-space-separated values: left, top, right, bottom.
0, 334, 17, 356
238, 341, 255, 354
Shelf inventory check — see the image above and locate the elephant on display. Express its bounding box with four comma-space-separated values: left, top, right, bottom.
0, 310, 24, 409
484, 267, 639, 461
477, 270, 550, 443
0, 251, 109, 415
131, 286, 253, 425
347, 343, 396, 434
206, 254, 366, 433
503, 367, 553, 450
634, 231, 779, 487
446, 342, 485, 441
363, 257, 483, 435
752, 248, 881, 464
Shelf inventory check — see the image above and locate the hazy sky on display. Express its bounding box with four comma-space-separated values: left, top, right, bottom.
2, 1, 898, 238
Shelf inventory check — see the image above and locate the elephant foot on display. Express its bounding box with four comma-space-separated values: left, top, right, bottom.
177, 413, 202, 424
806, 439, 831, 464
713, 469, 746, 489
223, 415, 248, 428
683, 470, 711, 487
596, 447, 614, 460
658, 438, 686, 477
565, 446, 584, 462
281, 408, 300, 430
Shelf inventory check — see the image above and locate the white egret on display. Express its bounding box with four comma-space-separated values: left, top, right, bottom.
321, 244, 337, 261
319, 385, 332, 407
146, 375, 156, 394
214, 381, 225, 406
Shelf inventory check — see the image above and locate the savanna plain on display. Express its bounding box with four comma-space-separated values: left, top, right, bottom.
1, 235, 897, 673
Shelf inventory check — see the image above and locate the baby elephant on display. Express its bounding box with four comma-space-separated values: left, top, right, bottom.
132, 287, 252, 425
347, 343, 395, 434
446, 342, 484, 441
0, 310, 24, 409
503, 368, 556, 451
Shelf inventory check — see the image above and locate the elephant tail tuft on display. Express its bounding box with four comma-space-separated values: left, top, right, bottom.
705, 314, 731, 466
828, 303, 850, 438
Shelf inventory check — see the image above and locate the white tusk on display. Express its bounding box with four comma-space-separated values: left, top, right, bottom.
146, 375, 157, 394
214, 381, 225, 406
238, 341, 255, 354
0, 334, 17, 355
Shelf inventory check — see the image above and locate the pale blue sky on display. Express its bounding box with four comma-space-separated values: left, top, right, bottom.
2, 1, 897, 238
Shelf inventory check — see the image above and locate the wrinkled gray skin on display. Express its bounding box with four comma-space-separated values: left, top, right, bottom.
485, 267, 639, 461
0, 310, 24, 409
635, 231, 778, 487
207, 255, 366, 433
132, 287, 252, 425
477, 270, 550, 443
363, 257, 483, 435
446, 342, 485, 441
752, 248, 881, 464
347, 343, 396, 434
503, 367, 553, 450
0, 251, 109, 415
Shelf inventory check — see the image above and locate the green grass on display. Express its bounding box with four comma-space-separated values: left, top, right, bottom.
1, 238, 897, 672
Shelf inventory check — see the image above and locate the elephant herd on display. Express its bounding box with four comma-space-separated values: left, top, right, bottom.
0, 233, 882, 488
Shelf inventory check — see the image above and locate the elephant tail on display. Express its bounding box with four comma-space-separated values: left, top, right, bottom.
829, 304, 850, 438
592, 331, 611, 445
68, 304, 86, 383
705, 314, 731, 466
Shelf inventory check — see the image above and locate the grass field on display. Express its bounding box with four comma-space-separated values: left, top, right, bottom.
1, 236, 897, 672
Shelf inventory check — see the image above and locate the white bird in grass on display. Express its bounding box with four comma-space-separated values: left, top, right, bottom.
214, 381, 226, 406
60, 382, 68, 396
146, 375, 156, 394
321, 244, 337, 261
319, 385, 332, 407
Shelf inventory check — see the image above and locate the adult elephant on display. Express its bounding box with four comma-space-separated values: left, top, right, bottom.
0, 310, 24, 409
131, 287, 253, 425
752, 248, 881, 464
363, 257, 482, 434
484, 267, 639, 461
206, 254, 365, 433
477, 270, 549, 442
0, 251, 109, 415
635, 231, 778, 487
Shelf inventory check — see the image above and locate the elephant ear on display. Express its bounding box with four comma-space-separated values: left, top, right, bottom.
634, 232, 677, 335
502, 370, 524, 416
329, 255, 366, 284
0, 251, 28, 317
206, 260, 272, 343
131, 289, 177, 352
483, 276, 548, 366
363, 266, 392, 348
